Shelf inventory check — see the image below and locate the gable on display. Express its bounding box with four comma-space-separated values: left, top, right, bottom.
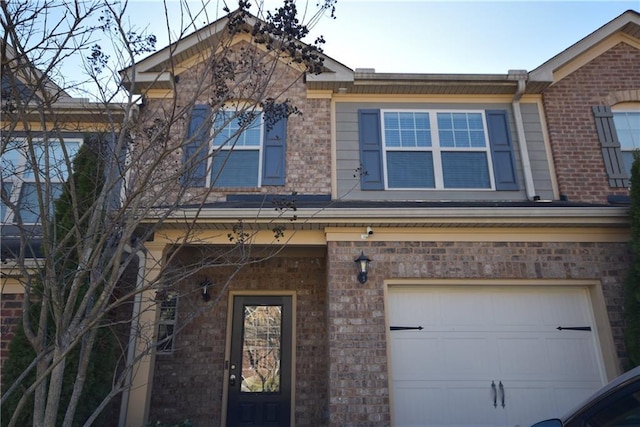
120, 11, 353, 95
530, 9, 640, 84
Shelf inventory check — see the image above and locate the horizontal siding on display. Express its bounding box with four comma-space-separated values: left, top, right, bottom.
336, 101, 548, 201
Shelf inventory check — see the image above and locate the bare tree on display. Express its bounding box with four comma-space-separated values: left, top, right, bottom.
0, 0, 335, 425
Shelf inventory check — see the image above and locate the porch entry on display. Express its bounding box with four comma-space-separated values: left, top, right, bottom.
226, 295, 293, 427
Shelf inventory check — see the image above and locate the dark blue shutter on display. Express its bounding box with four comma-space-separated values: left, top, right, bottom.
182, 104, 210, 187
486, 110, 519, 191
592, 106, 628, 187
358, 109, 384, 190
262, 106, 287, 186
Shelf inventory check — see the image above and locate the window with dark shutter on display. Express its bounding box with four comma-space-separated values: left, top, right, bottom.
593, 105, 628, 188
357, 108, 519, 191
182, 104, 287, 188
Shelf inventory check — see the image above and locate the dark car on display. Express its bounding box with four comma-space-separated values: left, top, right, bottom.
531, 366, 640, 426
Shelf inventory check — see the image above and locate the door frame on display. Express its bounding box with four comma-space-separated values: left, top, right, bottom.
221, 290, 297, 427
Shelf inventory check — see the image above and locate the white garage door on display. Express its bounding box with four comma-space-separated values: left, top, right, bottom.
388, 286, 606, 427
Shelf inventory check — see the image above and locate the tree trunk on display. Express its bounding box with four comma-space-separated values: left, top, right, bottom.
42, 345, 68, 427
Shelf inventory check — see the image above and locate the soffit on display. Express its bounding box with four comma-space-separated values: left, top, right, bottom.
307, 72, 550, 95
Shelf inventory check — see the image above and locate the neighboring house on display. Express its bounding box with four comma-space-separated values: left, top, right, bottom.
0, 44, 127, 379
2, 9, 639, 427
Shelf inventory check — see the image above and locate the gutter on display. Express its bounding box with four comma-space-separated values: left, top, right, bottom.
509, 70, 537, 200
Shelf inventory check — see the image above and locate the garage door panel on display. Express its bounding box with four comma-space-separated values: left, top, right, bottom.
394, 381, 505, 426
541, 290, 593, 325
389, 289, 442, 325
492, 291, 545, 327
389, 286, 606, 427
392, 337, 444, 379
439, 291, 493, 326
496, 337, 550, 376
442, 337, 495, 377
546, 336, 602, 379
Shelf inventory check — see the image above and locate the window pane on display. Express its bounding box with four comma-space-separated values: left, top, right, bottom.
437, 112, 487, 148
160, 294, 178, 321
211, 150, 259, 187
384, 112, 431, 148
442, 152, 490, 188
214, 111, 261, 148
24, 141, 79, 181
17, 182, 63, 223
157, 324, 174, 352
241, 305, 282, 393
387, 151, 434, 188
1, 182, 12, 221
614, 111, 640, 177
1, 141, 23, 180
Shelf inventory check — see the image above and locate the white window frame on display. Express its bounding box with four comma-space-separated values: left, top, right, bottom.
612, 103, 640, 179
206, 108, 264, 188
1, 137, 81, 224
157, 292, 178, 354
380, 109, 495, 190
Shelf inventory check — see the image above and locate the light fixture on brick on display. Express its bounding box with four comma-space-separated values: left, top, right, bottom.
354, 251, 371, 284
199, 279, 212, 302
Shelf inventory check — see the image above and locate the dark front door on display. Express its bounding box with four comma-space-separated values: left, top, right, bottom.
227, 295, 293, 427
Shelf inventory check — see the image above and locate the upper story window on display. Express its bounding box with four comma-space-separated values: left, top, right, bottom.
182, 104, 287, 189
211, 110, 263, 187
358, 109, 518, 191
1, 138, 80, 224
382, 111, 492, 189
612, 108, 640, 176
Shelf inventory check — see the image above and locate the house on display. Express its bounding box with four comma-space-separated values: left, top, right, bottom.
114, 9, 640, 427
0, 43, 128, 379
2, 8, 639, 427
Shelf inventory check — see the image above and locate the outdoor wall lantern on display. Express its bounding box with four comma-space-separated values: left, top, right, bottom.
199, 279, 212, 302
354, 251, 371, 284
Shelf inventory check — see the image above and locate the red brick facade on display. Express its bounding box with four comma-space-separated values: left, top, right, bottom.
325, 240, 630, 426
0, 293, 24, 365
149, 250, 328, 426
543, 42, 640, 204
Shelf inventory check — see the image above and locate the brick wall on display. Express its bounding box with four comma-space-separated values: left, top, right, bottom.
542, 42, 640, 204
0, 293, 24, 372
134, 41, 332, 207
148, 249, 328, 426
326, 239, 631, 427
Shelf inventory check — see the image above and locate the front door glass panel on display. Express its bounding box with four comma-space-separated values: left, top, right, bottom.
241, 305, 282, 393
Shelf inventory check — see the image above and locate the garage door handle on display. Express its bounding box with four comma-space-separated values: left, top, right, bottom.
499, 381, 505, 408
491, 381, 497, 408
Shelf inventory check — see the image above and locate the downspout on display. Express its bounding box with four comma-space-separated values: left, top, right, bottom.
509, 70, 537, 200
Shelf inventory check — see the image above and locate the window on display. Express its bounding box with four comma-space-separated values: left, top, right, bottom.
211, 110, 263, 187
381, 110, 493, 189
157, 292, 178, 353
182, 104, 287, 188
613, 109, 640, 177
1, 138, 80, 223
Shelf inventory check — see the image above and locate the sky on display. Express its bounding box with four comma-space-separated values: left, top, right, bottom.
122, 0, 640, 75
